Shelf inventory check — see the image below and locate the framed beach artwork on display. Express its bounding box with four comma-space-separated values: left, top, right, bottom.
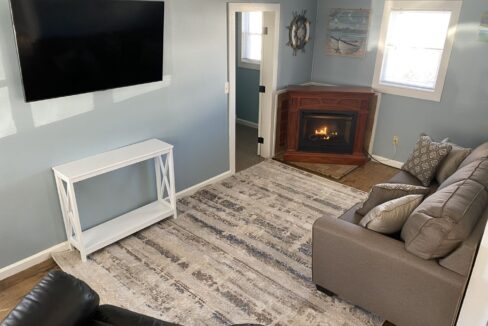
327, 9, 370, 57
480, 12, 488, 42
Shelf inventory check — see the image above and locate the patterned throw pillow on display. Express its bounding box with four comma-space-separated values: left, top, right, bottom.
402, 135, 452, 186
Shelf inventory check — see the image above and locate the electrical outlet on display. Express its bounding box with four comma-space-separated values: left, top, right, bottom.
393, 136, 399, 146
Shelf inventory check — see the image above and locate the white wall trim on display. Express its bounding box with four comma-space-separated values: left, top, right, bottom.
372, 155, 403, 169
0, 242, 69, 281
176, 170, 232, 199
369, 92, 382, 154
236, 118, 258, 129
0, 170, 233, 280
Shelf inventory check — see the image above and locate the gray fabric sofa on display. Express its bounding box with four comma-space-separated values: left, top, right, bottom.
312, 142, 488, 326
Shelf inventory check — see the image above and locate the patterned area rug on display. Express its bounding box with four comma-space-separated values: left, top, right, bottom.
53, 160, 381, 326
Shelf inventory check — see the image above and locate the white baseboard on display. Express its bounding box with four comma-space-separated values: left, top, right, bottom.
372, 155, 403, 169
0, 242, 69, 281
0, 170, 234, 281
177, 170, 232, 199
236, 118, 258, 129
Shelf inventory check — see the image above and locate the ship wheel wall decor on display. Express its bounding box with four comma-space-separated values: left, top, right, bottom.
287, 10, 311, 56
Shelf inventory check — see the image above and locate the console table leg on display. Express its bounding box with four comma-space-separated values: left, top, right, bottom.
155, 157, 162, 202
67, 182, 85, 261
168, 149, 177, 219
54, 176, 72, 250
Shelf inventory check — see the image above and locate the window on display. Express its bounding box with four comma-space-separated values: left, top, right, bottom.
373, 1, 462, 101
239, 12, 263, 70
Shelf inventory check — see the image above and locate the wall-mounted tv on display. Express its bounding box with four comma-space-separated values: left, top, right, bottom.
10, 0, 164, 102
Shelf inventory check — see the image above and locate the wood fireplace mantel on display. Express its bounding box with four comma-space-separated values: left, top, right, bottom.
283, 85, 376, 165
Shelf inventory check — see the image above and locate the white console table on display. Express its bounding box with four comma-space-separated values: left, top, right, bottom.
52, 139, 177, 262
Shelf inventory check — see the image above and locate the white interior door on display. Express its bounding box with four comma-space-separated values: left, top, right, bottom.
257, 11, 276, 158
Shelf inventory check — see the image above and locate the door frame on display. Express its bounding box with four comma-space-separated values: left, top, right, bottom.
228, 3, 280, 174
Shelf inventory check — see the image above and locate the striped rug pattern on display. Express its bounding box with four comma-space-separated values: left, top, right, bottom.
54, 160, 381, 326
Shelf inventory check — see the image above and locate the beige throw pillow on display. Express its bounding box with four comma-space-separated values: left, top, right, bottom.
359, 195, 424, 234
402, 135, 452, 186
357, 183, 429, 216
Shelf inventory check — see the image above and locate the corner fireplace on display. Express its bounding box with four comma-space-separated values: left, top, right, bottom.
298, 111, 357, 154
283, 85, 376, 165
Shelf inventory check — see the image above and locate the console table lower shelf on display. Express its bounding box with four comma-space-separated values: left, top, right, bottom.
53, 139, 177, 262
81, 201, 173, 256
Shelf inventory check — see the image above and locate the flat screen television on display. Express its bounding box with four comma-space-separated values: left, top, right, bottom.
10, 0, 164, 102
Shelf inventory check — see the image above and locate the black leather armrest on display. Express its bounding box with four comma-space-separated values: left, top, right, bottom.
94, 305, 180, 326
1, 270, 99, 326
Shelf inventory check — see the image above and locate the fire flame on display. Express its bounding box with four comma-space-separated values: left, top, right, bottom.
314, 126, 338, 140
315, 127, 328, 136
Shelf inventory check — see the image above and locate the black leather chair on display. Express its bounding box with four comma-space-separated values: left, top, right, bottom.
1, 270, 178, 326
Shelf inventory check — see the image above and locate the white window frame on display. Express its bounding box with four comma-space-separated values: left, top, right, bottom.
372, 0, 462, 102
238, 12, 262, 71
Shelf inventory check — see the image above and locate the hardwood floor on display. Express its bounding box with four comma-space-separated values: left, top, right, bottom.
0, 259, 58, 320
0, 161, 397, 324
339, 160, 399, 192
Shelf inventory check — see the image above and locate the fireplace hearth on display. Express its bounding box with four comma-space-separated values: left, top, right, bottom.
283, 85, 376, 165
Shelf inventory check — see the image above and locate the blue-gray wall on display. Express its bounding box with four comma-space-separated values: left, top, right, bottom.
312, 0, 488, 161
0, 0, 317, 268
236, 13, 260, 125
236, 68, 260, 124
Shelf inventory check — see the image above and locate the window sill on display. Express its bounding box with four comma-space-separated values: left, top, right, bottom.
372, 82, 442, 102
238, 60, 260, 71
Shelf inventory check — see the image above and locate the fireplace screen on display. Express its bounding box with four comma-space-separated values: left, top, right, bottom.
298, 110, 357, 154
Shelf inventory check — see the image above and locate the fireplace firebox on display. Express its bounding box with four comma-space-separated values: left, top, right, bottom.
283, 85, 376, 165
298, 111, 357, 154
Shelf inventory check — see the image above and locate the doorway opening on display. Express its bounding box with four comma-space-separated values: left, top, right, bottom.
228, 4, 280, 174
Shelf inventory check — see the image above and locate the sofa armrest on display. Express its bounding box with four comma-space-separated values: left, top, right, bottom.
94, 305, 180, 326
312, 215, 465, 326
1, 270, 99, 326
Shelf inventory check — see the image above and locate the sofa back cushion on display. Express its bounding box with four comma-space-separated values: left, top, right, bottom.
435, 142, 471, 184
401, 179, 488, 259
459, 142, 488, 169
439, 159, 488, 191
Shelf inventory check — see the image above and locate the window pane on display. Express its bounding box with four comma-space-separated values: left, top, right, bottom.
241, 12, 262, 63
386, 11, 451, 49
245, 35, 262, 61
248, 12, 263, 34
380, 10, 451, 90
381, 47, 443, 89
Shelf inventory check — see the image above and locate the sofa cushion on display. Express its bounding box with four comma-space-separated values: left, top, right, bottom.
357, 183, 429, 216
402, 135, 452, 186
439, 158, 488, 191
339, 203, 363, 225
360, 195, 424, 234
436, 142, 471, 184
439, 210, 488, 276
388, 171, 424, 187
402, 179, 488, 259
459, 142, 488, 168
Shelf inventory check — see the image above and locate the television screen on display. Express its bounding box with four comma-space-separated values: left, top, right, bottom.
10, 0, 164, 102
